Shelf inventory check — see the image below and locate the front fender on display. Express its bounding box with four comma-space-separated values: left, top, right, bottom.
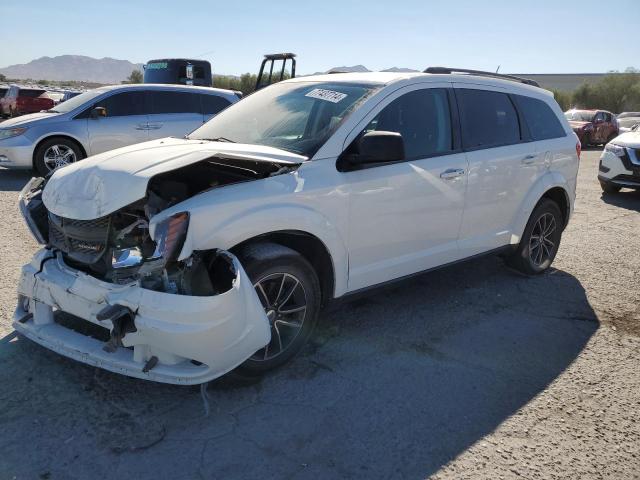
162, 200, 349, 298
510, 171, 571, 243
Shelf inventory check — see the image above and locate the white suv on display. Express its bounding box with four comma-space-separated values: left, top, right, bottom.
598, 131, 640, 193
15, 68, 580, 384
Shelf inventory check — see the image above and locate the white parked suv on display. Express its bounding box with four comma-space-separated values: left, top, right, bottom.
15, 68, 580, 385
598, 131, 640, 193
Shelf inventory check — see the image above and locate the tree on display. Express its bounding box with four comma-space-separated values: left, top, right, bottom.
552, 90, 572, 111
125, 70, 143, 84
0, 73, 6, 82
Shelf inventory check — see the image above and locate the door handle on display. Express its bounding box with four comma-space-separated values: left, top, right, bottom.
439, 168, 465, 180
135, 124, 148, 130
147, 123, 163, 130
521, 154, 537, 165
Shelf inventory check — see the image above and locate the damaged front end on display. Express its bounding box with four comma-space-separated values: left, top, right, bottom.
13, 155, 297, 384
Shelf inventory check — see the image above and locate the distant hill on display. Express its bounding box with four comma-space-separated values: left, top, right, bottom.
0, 55, 614, 92
326, 65, 371, 73
0, 55, 143, 84
382, 67, 420, 73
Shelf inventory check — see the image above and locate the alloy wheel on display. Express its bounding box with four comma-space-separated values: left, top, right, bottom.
43, 144, 77, 172
251, 272, 307, 361
528, 212, 557, 267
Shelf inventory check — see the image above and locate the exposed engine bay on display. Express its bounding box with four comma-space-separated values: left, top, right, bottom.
20, 156, 298, 296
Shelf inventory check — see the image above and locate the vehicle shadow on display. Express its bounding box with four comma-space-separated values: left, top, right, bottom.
0, 168, 33, 192
581, 145, 603, 152
601, 189, 640, 212
0, 255, 598, 479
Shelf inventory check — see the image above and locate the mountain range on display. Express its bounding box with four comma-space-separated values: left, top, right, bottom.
0, 55, 610, 92
0, 55, 143, 84
0, 55, 421, 84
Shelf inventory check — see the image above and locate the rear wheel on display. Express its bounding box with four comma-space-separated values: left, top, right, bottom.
234, 243, 321, 376
600, 180, 621, 194
507, 199, 563, 275
34, 137, 84, 176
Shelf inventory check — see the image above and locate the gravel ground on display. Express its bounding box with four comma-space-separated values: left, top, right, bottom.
0, 149, 638, 480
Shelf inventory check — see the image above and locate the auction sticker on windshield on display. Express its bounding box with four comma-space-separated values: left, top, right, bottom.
305, 88, 347, 103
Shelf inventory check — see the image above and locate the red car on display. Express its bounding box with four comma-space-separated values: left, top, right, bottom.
0, 85, 55, 118
564, 109, 619, 147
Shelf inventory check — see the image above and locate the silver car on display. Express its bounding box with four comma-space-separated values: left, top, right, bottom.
0, 84, 239, 175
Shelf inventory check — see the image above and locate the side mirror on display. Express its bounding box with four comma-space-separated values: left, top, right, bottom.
351, 131, 405, 166
90, 106, 106, 119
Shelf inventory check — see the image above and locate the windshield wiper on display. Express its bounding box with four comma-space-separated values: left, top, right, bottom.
47, 110, 60, 113
200, 137, 236, 143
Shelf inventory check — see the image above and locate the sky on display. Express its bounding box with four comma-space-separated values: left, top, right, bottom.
1, 0, 638, 75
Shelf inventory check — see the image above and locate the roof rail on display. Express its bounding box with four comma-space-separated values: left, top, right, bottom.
424, 67, 540, 87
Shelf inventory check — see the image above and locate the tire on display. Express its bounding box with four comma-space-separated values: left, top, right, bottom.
580, 136, 589, 148
600, 180, 621, 194
234, 242, 321, 376
507, 199, 563, 275
33, 137, 84, 177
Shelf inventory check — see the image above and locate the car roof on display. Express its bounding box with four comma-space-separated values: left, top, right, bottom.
94, 83, 236, 96
284, 71, 553, 96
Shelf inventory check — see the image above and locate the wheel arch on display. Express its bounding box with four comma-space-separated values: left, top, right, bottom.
32, 134, 87, 169
511, 172, 573, 242
230, 230, 336, 307
539, 186, 570, 229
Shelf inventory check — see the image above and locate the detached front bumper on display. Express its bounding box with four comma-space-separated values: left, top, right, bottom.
13, 249, 270, 385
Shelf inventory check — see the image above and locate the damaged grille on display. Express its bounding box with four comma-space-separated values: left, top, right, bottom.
48, 213, 111, 264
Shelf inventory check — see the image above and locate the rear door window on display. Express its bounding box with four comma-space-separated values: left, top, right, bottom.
96, 91, 146, 117
363, 88, 453, 159
515, 95, 566, 140
457, 89, 521, 150
200, 94, 231, 115
148, 91, 201, 114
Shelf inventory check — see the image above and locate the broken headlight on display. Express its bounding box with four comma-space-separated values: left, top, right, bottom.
153, 212, 189, 262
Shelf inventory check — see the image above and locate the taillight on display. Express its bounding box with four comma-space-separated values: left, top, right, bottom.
576, 140, 581, 160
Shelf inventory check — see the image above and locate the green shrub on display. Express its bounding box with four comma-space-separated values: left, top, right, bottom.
560, 71, 640, 113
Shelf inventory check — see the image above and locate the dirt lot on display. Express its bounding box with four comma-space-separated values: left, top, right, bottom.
0, 149, 638, 480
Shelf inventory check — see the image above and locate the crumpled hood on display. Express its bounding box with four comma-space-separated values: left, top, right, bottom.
610, 131, 640, 148
0, 111, 60, 127
42, 137, 306, 220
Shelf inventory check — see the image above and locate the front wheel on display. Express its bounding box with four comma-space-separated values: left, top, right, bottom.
580, 135, 590, 148
34, 137, 84, 176
600, 180, 621, 194
234, 243, 321, 376
507, 199, 563, 275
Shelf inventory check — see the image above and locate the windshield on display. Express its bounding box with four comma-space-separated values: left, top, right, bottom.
188, 81, 380, 157
618, 112, 640, 119
619, 117, 640, 128
564, 110, 595, 122
47, 88, 108, 114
